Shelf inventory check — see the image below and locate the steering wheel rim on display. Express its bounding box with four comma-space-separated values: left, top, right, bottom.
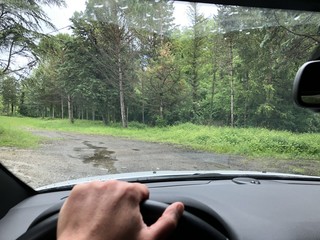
17, 200, 228, 240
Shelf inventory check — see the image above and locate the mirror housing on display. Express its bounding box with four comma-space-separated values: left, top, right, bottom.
293, 61, 320, 112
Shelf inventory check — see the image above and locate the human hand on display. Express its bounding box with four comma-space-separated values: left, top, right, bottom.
57, 180, 184, 240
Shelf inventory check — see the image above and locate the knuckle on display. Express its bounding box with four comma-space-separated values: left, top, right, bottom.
123, 184, 137, 198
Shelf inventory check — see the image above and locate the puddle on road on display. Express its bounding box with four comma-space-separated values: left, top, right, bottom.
79, 141, 117, 173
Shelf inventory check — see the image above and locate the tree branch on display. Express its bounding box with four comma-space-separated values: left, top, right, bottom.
274, 13, 320, 44
2, 40, 15, 74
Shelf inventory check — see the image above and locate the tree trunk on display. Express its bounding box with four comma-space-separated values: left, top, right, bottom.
67, 95, 74, 124
191, 56, 199, 120
141, 77, 145, 124
229, 38, 235, 128
160, 97, 164, 119
210, 70, 216, 121
142, 101, 145, 124
102, 114, 108, 125
52, 106, 55, 119
244, 71, 249, 125
106, 108, 110, 124
126, 107, 129, 125
118, 56, 127, 128
92, 109, 95, 121
61, 97, 64, 119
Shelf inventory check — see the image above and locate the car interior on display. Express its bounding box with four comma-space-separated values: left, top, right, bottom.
1, 0, 320, 240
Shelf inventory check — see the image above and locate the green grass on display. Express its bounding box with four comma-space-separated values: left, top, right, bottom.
0, 117, 41, 148
0, 116, 319, 160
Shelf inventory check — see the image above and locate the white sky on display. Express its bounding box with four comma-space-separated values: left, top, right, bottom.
43, 0, 216, 34
43, 0, 86, 34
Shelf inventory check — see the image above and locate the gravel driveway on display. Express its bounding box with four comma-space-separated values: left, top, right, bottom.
1, 130, 319, 188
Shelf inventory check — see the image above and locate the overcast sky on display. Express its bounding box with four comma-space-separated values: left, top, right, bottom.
42, 0, 86, 34
43, 0, 215, 35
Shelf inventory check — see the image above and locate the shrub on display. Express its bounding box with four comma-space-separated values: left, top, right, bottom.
155, 116, 167, 127
128, 121, 147, 129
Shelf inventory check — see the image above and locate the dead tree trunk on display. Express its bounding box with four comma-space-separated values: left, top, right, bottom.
118, 54, 127, 128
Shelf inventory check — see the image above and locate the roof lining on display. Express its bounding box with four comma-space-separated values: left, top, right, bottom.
175, 0, 320, 12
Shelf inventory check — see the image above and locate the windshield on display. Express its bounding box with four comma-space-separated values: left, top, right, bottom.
0, 0, 320, 189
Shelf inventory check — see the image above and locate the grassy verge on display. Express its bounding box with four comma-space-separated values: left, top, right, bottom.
0, 117, 41, 148
0, 116, 319, 160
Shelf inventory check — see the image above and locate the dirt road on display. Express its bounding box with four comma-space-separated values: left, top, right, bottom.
1, 130, 319, 188
0, 130, 243, 188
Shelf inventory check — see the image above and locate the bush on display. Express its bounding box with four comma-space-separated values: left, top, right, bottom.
155, 116, 167, 127
128, 121, 147, 129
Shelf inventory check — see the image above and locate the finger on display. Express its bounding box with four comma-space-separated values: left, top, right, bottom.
117, 182, 149, 205
131, 182, 150, 201
147, 202, 184, 240
101, 180, 149, 201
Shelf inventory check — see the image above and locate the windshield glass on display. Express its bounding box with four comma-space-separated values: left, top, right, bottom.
0, 0, 320, 189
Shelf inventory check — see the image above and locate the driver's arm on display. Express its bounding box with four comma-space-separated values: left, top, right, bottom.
57, 180, 184, 240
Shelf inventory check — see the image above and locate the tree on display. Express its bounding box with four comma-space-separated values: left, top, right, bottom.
0, 76, 18, 115
62, 33, 116, 124
213, 5, 320, 130
23, 34, 75, 121
20, 1, 320, 132
71, 0, 141, 127
183, 2, 208, 122
0, 95, 3, 113
143, 42, 184, 125
0, 0, 65, 77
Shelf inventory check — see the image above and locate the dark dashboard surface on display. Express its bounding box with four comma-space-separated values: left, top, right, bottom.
1, 179, 320, 240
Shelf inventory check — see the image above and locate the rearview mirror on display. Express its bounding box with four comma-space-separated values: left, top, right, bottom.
293, 61, 320, 112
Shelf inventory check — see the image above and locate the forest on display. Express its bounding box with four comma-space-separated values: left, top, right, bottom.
1, 0, 320, 132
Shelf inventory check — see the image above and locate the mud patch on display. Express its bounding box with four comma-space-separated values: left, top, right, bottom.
81, 141, 118, 173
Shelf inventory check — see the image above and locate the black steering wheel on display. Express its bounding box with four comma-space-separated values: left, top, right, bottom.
17, 200, 228, 240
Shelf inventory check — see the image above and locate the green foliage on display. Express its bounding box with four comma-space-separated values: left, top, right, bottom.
0, 76, 19, 115
143, 42, 184, 123
155, 116, 167, 127
0, 117, 41, 148
0, 95, 4, 113
181, 3, 208, 122
128, 121, 147, 129
0, 0, 65, 76
20, 2, 320, 132
2, 116, 319, 160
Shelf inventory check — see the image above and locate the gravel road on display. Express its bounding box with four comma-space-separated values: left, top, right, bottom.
0, 130, 244, 188
1, 130, 319, 188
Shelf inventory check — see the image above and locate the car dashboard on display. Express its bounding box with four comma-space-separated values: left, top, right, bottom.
1, 178, 320, 240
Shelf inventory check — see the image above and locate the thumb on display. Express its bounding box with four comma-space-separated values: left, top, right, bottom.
147, 202, 184, 240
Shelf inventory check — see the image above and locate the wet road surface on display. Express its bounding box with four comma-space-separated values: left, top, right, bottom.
2, 130, 319, 188
0, 130, 245, 188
